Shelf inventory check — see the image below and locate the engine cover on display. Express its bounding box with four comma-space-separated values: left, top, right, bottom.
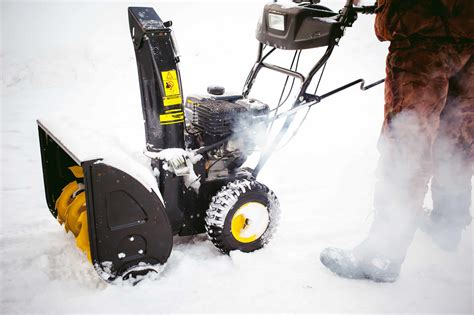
185, 94, 269, 143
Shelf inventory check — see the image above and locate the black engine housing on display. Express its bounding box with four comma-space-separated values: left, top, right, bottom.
185, 94, 269, 146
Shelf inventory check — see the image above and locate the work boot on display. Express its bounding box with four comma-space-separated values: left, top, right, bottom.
420, 189, 472, 251
320, 246, 401, 283
320, 202, 416, 283
419, 213, 470, 251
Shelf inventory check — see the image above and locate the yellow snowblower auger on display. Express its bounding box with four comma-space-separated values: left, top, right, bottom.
54, 166, 90, 261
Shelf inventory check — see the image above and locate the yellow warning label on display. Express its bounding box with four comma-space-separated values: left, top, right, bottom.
161, 70, 182, 106
163, 95, 182, 106
160, 110, 184, 125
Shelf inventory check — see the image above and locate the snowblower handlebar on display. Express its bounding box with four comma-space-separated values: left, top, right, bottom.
353, 5, 378, 14
272, 77, 385, 121
249, 0, 382, 177
261, 62, 306, 82
318, 78, 385, 100
247, 0, 371, 101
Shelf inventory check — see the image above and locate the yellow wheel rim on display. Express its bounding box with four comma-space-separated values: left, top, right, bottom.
230, 202, 269, 243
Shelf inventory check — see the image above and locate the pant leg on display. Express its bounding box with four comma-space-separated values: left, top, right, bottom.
361, 45, 453, 262
431, 55, 474, 226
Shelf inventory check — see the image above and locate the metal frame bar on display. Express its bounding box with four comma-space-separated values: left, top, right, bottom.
261, 62, 306, 82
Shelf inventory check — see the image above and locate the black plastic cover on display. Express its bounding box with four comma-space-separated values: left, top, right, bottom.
256, 3, 340, 50
83, 161, 173, 281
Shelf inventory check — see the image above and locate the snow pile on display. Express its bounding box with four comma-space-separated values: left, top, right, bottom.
1, 0, 472, 314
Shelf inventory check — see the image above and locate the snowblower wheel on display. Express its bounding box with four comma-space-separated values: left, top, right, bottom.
205, 179, 280, 254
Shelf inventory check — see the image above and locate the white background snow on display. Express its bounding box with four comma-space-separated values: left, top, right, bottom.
1, 0, 472, 313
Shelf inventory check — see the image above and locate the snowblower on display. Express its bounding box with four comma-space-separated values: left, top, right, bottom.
38, 0, 382, 283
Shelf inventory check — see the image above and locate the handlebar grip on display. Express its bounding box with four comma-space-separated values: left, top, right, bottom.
353, 5, 378, 14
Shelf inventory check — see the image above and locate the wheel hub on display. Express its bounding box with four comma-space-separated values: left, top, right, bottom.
231, 202, 269, 243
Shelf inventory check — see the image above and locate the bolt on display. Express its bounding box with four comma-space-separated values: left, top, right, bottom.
138, 249, 144, 255
129, 236, 135, 242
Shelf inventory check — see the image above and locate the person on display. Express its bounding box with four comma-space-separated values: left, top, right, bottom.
320, 0, 474, 282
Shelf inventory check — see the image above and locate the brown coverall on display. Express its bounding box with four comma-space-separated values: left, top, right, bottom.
364, 0, 473, 261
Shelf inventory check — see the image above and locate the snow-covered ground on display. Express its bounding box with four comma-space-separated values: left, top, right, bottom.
1, 0, 472, 313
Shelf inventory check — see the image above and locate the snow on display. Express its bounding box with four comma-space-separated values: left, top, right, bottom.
1, 0, 472, 314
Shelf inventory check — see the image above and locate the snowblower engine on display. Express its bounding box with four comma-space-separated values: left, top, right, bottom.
185, 90, 269, 177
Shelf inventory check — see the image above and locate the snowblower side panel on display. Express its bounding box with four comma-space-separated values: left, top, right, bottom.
38, 123, 173, 281
82, 162, 173, 281
38, 125, 80, 218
